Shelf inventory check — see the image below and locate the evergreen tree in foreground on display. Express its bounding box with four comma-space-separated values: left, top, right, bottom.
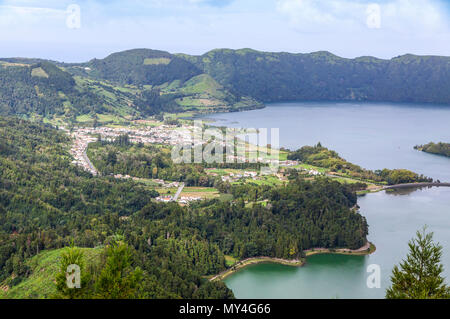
95, 238, 143, 299
54, 245, 91, 299
386, 227, 450, 299
54, 238, 143, 299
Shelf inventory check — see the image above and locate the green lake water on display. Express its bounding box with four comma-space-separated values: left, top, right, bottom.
201, 102, 450, 298
224, 187, 450, 299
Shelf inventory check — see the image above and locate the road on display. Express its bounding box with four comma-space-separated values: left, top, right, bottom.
83, 149, 99, 176
172, 182, 185, 201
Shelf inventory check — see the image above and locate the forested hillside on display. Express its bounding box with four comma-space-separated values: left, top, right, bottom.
182, 49, 450, 104
0, 59, 188, 123
288, 143, 433, 185
0, 116, 229, 298
0, 117, 369, 298
63, 49, 262, 114
415, 142, 450, 159
0, 61, 82, 117
69, 48, 450, 106
0, 49, 262, 123
69, 49, 202, 86
1, 48, 449, 124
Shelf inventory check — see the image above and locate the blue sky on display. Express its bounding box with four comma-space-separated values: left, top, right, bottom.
0, 0, 449, 62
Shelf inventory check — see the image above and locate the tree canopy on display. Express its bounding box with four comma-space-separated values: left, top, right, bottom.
386, 227, 450, 299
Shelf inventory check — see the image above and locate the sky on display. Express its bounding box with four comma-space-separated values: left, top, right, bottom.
0, 0, 449, 62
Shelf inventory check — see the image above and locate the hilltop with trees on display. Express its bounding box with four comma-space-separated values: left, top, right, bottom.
0, 116, 369, 298
288, 143, 432, 185
1, 48, 449, 126
415, 142, 450, 158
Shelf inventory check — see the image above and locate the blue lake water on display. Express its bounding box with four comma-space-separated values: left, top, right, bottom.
204, 102, 450, 182
201, 102, 450, 298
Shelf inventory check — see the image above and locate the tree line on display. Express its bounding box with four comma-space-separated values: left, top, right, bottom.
0, 117, 369, 298
288, 143, 432, 185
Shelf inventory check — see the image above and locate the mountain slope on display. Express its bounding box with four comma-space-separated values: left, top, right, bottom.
1, 48, 449, 124
0, 57, 199, 123
64, 49, 262, 114
180, 49, 450, 104
0, 116, 234, 299
0, 61, 77, 117
0, 60, 146, 122
66, 49, 203, 86
0, 49, 262, 123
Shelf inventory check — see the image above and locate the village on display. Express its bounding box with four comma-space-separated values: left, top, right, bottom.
64, 123, 291, 175
63, 123, 191, 176
62, 123, 322, 205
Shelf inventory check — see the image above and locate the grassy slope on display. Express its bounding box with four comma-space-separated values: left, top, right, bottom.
2, 51, 264, 124
180, 74, 225, 97
182, 49, 450, 105
0, 60, 143, 125
1, 247, 103, 299
170, 73, 261, 114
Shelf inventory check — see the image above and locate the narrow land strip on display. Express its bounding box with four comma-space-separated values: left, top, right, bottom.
383, 182, 450, 189
210, 242, 376, 281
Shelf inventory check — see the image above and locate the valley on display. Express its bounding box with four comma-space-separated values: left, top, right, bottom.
1, 48, 450, 300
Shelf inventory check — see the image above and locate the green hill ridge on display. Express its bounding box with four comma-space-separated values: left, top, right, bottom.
1, 48, 449, 125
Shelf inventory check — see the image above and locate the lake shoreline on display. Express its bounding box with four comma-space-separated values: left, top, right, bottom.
201, 102, 450, 297
210, 242, 376, 281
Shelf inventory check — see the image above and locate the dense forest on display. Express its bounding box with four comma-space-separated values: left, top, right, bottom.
288, 143, 433, 185
0, 61, 84, 117
75, 49, 203, 86
0, 117, 369, 298
2, 48, 449, 124
67, 48, 450, 106
87, 136, 264, 187
415, 142, 450, 158
183, 49, 450, 104
0, 60, 185, 121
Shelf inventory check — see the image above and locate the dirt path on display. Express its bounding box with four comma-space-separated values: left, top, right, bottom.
304, 241, 373, 255
210, 257, 303, 281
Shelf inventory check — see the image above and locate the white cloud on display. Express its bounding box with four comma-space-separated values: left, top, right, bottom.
273, 0, 450, 58
382, 0, 446, 34
276, 0, 363, 31
0, 0, 448, 61
0, 3, 67, 28
275, 0, 449, 35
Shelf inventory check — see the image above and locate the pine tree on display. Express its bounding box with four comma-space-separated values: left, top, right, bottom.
386, 227, 450, 299
95, 239, 143, 299
54, 245, 91, 299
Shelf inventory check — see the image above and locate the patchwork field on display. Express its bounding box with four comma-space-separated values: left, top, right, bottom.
180, 187, 220, 199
